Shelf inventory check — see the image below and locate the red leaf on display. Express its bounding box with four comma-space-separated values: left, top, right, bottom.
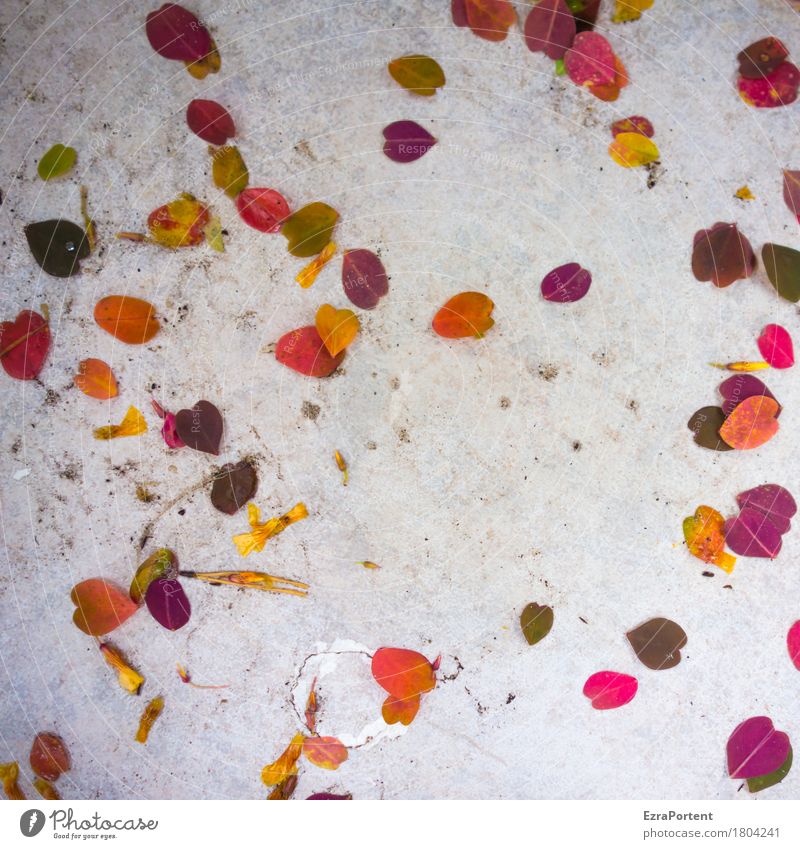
523, 0, 576, 61
341, 249, 389, 309
145, 3, 211, 62
186, 99, 235, 145
0, 310, 50, 380
275, 326, 345, 377
237, 188, 291, 233
371, 647, 437, 700
464, 0, 516, 42
565, 32, 617, 88
582, 671, 637, 710
783, 170, 800, 224
738, 62, 800, 108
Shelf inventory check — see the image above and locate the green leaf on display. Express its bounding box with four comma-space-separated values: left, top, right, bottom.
762, 243, 800, 303
520, 602, 554, 646
38, 144, 77, 180
280, 202, 339, 258
747, 746, 792, 793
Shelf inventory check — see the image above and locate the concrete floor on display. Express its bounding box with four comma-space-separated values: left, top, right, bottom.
1, 0, 800, 799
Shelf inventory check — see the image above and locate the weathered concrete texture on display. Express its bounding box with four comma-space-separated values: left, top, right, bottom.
1, 0, 800, 799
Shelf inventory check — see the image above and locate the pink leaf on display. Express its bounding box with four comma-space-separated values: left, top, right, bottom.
736, 484, 796, 535
582, 670, 637, 710
727, 716, 790, 779
788, 621, 800, 671
757, 324, 794, 369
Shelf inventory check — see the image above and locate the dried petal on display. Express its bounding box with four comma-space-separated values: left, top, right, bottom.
262, 733, 305, 786
0, 762, 25, 800
93, 406, 147, 440
233, 502, 309, 557
296, 241, 336, 288
99, 643, 145, 694
181, 570, 308, 596
135, 696, 165, 744
334, 450, 348, 486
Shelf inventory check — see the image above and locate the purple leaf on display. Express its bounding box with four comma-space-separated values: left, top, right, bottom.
523, 0, 576, 61
736, 484, 797, 535
145, 578, 191, 631
724, 508, 782, 559
727, 716, 790, 779
342, 249, 389, 309
718, 374, 780, 418
306, 792, 352, 800
382, 121, 436, 163
541, 262, 592, 302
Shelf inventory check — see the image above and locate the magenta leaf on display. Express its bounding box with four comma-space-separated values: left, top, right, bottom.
307, 792, 352, 800
342, 249, 389, 309
145, 4, 211, 62
145, 578, 191, 631
523, 0, 576, 61
383, 121, 436, 163
727, 716, 790, 779
757, 324, 794, 369
582, 671, 637, 710
788, 621, 800, 671
738, 62, 800, 108
724, 508, 782, 559
541, 262, 591, 302
718, 374, 780, 418
736, 484, 796, 535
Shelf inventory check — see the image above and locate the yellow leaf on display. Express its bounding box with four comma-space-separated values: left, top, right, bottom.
93, 406, 147, 440
261, 733, 304, 786
315, 304, 360, 356
296, 241, 336, 288
211, 145, 249, 199
232, 502, 308, 557
612, 0, 653, 23
185, 39, 221, 79
146, 193, 210, 248
204, 215, 225, 252
608, 132, 659, 168
33, 778, 60, 800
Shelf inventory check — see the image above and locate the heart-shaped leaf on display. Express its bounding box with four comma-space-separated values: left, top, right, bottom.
25, 219, 90, 277
94, 295, 160, 344
719, 395, 779, 450
130, 548, 178, 604
748, 746, 792, 793
719, 374, 780, 418
315, 304, 359, 357
145, 578, 191, 631
71, 578, 139, 636
691, 222, 755, 288
737, 37, 789, 79
736, 484, 796, 534
609, 132, 659, 168
211, 145, 248, 198
174, 400, 223, 455
611, 115, 654, 138
382, 694, 421, 726
210, 460, 258, 515
236, 188, 291, 233
757, 324, 794, 369
371, 647, 437, 700
783, 170, 800, 224
145, 3, 211, 62
275, 325, 345, 377
302, 737, 348, 770
520, 602, 554, 646
687, 407, 734, 452
342, 248, 389, 309
1, 310, 50, 380
29, 733, 70, 781
583, 671, 637, 710
432, 292, 494, 338
727, 716, 790, 779
38, 144, 77, 180
74, 358, 118, 400
383, 121, 437, 163
683, 505, 735, 573
724, 508, 782, 559
738, 62, 800, 108
565, 32, 616, 88
626, 618, 687, 670
464, 0, 517, 42
541, 262, 592, 302
281, 202, 339, 257
388, 55, 445, 95
523, 0, 576, 61
186, 99, 235, 145
788, 621, 800, 671
762, 243, 800, 302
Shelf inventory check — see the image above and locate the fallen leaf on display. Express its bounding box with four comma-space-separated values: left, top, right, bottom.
762, 243, 800, 302
383, 120, 437, 163
151, 399, 185, 449
174, 400, 223, 455
38, 144, 76, 180
586, 54, 628, 101
233, 502, 308, 557
146, 193, 210, 247
315, 304, 359, 357
0, 762, 25, 800
610, 115, 654, 138
718, 374, 780, 418
275, 325, 345, 377
451, 0, 469, 27
523, 0, 576, 61
342, 248, 389, 309
210, 460, 258, 515
94, 295, 160, 344
609, 132, 659, 168
686, 407, 734, 452
757, 324, 794, 369
25, 219, 90, 277
738, 62, 800, 107
29, 733, 70, 781
281, 202, 339, 257
130, 548, 178, 604
783, 170, 800, 223
736, 484, 796, 534
382, 694, 420, 725
738, 37, 790, 79
691, 222, 755, 287
184, 39, 220, 79
727, 716, 790, 779
211, 145, 248, 198
99, 643, 144, 694
747, 747, 793, 793
307, 792, 352, 800
296, 241, 336, 288
303, 737, 348, 770
719, 395, 779, 450
683, 505, 736, 573
611, 0, 653, 23
388, 54, 446, 95
626, 618, 687, 670
262, 734, 304, 786
1, 310, 50, 380
371, 647, 437, 700
93, 406, 147, 440
724, 508, 782, 559
71, 578, 139, 636
145, 578, 191, 631
565, 31, 616, 88
186, 99, 235, 145
204, 215, 225, 252
237, 188, 291, 233
33, 778, 60, 800
464, 0, 516, 41
788, 621, 800, 671
145, 3, 210, 61
582, 671, 637, 710
74, 358, 118, 399
135, 696, 165, 744
541, 262, 592, 302
432, 292, 494, 338
520, 602, 554, 646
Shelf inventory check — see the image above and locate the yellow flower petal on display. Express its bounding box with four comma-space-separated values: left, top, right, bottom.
296, 241, 336, 288
233, 503, 308, 557
93, 406, 147, 440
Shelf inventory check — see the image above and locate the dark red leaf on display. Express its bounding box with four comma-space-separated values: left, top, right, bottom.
210, 460, 258, 514
1, 310, 50, 380
541, 262, 591, 302
145, 578, 191, 630
523, 0, 576, 61
718, 374, 780, 418
342, 249, 389, 309
736, 484, 796, 535
186, 99, 235, 145
145, 3, 211, 62
174, 400, 223, 455
691, 222, 756, 287
737, 37, 790, 79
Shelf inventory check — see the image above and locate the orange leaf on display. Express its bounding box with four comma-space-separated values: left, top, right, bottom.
302, 736, 348, 770
315, 304, 360, 356
74, 358, 118, 399
70, 578, 139, 636
262, 733, 305, 786
432, 292, 494, 338
683, 506, 736, 573
371, 647, 437, 700
465, 0, 517, 42
94, 296, 159, 344
719, 396, 779, 450
382, 694, 421, 726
